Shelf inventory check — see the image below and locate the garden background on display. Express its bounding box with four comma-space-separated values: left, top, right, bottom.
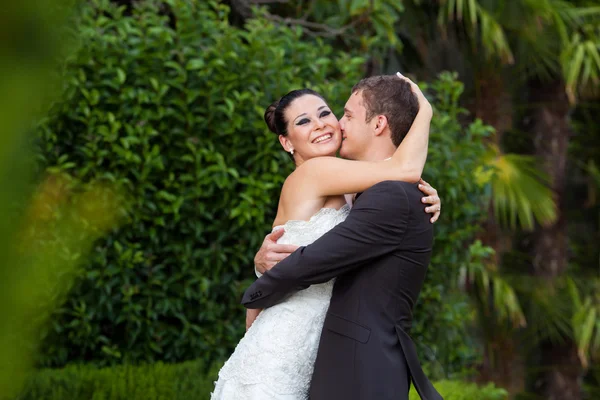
1, 0, 599, 399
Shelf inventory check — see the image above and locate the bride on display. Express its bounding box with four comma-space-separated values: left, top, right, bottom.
211, 73, 437, 399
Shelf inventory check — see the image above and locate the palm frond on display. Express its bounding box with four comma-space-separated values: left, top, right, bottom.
508, 275, 600, 357
549, 0, 575, 45
463, 241, 526, 329
553, 3, 600, 25
519, 279, 574, 345
587, 159, 600, 188
567, 278, 600, 368
438, 0, 514, 64
477, 145, 558, 231
478, 6, 514, 64
561, 27, 600, 103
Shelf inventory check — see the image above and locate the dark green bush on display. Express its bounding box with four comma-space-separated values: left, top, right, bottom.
35, 0, 363, 368
34, 0, 491, 376
15, 361, 507, 400
15, 361, 212, 400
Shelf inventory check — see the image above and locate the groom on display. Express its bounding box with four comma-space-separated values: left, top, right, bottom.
242, 75, 443, 400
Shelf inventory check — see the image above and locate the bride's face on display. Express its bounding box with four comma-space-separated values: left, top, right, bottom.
279, 95, 341, 165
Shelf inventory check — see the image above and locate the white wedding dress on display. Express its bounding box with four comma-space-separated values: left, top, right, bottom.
211, 204, 351, 399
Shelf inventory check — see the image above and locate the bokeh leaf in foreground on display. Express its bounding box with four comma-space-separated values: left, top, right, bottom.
0, 1, 123, 397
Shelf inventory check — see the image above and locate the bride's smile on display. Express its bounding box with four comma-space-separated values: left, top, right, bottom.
311, 132, 333, 144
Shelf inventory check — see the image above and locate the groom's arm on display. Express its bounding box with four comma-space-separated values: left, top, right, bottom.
242, 181, 411, 309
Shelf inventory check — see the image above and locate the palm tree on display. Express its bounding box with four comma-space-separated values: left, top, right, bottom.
398, 0, 600, 398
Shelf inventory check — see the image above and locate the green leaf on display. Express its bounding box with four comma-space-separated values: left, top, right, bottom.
186, 59, 205, 70
116, 68, 126, 85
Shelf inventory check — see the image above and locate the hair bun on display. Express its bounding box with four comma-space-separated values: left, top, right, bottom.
264, 101, 280, 134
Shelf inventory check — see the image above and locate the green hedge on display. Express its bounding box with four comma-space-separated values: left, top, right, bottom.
15, 361, 507, 400
34, 0, 492, 376
35, 0, 362, 368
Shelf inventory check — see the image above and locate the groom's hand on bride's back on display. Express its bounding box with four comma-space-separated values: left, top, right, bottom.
254, 229, 300, 274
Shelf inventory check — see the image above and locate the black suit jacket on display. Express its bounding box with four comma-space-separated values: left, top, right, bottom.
242, 181, 443, 400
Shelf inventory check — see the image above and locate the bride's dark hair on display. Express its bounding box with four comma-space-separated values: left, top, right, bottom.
264, 89, 325, 137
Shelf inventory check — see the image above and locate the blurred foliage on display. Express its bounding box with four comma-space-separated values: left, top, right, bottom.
246, 0, 405, 64
391, 2, 600, 396
403, 72, 493, 378
0, 1, 122, 398
569, 102, 600, 275
476, 146, 557, 231
1, 175, 123, 399
569, 101, 600, 398
14, 358, 508, 400
463, 240, 526, 332
406, 0, 600, 102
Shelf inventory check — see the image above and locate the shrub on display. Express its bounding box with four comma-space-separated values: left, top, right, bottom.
35, 0, 363, 368
410, 380, 507, 400
14, 361, 212, 400
14, 361, 507, 400
35, 0, 491, 376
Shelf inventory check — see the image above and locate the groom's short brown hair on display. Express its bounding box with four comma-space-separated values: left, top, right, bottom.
352, 75, 420, 147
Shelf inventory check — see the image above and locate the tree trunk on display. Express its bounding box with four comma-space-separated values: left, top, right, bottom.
525, 78, 583, 400
470, 69, 515, 263
468, 69, 526, 397
535, 341, 583, 400
475, 332, 526, 397
472, 70, 514, 145
528, 79, 569, 278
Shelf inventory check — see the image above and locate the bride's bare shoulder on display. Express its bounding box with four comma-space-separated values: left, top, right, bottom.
283, 157, 338, 192
279, 171, 307, 208
273, 174, 300, 226
294, 156, 338, 176
274, 169, 328, 226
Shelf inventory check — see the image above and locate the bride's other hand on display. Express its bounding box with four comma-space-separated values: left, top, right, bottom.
418, 178, 441, 223
254, 229, 300, 274
246, 308, 262, 331
396, 72, 432, 117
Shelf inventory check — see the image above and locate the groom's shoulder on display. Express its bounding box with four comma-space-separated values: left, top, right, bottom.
365, 180, 419, 197
359, 181, 419, 210
354, 181, 415, 222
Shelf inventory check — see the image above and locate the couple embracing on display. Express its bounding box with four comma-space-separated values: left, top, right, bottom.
212, 73, 444, 400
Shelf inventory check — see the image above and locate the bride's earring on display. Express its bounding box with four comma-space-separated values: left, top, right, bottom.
289, 149, 294, 156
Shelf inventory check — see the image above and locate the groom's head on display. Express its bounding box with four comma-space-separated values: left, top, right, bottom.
339, 75, 419, 161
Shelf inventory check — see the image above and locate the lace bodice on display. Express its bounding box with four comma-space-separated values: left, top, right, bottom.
276, 204, 351, 245
212, 205, 351, 399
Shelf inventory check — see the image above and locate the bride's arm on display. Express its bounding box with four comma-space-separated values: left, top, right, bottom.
293, 75, 432, 197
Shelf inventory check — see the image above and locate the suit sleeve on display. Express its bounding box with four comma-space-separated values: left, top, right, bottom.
242, 181, 411, 309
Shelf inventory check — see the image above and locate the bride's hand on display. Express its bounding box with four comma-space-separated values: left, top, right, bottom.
396, 72, 433, 117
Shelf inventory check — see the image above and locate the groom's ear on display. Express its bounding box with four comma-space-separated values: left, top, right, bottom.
373, 114, 389, 136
